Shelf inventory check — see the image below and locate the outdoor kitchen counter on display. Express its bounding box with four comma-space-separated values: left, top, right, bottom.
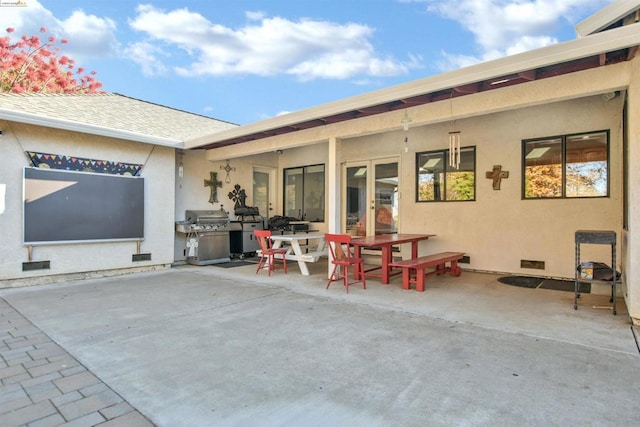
177, 209, 238, 265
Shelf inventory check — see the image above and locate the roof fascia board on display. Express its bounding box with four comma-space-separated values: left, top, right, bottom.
0, 108, 182, 147
186, 22, 640, 149
576, 0, 640, 37
205, 61, 630, 162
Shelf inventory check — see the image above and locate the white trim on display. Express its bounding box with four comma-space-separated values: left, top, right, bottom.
186, 22, 640, 149
576, 0, 640, 37
0, 108, 182, 147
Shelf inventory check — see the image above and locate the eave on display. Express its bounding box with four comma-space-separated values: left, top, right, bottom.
186, 22, 640, 151
0, 108, 182, 147
575, 0, 640, 37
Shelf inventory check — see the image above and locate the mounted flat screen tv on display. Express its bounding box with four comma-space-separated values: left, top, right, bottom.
23, 167, 144, 245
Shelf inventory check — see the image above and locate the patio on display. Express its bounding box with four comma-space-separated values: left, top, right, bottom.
211, 258, 634, 352
1, 261, 638, 426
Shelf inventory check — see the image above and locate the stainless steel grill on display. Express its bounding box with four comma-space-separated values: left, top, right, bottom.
176, 209, 241, 265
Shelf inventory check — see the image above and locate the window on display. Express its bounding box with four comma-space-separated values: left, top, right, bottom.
283, 164, 325, 221
523, 130, 609, 199
416, 146, 475, 202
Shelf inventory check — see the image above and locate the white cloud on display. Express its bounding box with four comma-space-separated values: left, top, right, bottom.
124, 41, 167, 77
0, 0, 119, 61
435, 51, 483, 72
60, 10, 118, 58
245, 11, 265, 21
0, 0, 55, 35
417, 0, 610, 70
127, 4, 420, 80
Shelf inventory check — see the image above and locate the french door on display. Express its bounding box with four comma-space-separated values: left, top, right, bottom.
253, 166, 276, 221
343, 158, 399, 236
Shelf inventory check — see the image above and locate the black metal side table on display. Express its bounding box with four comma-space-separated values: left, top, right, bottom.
574, 230, 617, 315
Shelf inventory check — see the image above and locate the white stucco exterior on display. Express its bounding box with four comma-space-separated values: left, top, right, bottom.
173, 148, 284, 262
0, 121, 175, 285
203, 92, 623, 279
201, 54, 638, 322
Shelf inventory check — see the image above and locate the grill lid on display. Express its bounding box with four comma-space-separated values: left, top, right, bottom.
185, 209, 229, 224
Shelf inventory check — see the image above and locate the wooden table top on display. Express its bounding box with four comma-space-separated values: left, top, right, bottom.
350, 233, 436, 246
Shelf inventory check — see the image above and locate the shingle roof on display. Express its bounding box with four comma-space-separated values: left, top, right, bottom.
0, 92, 237, 146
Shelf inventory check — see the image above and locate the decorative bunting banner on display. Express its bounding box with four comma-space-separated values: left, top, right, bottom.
26, 151, 143, 176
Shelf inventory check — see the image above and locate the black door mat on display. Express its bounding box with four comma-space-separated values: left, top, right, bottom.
498, 276, 542, 288
212, 260, 259, 268
498, 276, 591, 293
539, 279, 591, 293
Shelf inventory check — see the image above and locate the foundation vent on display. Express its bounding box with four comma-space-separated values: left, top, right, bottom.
22, 261, 50, 271
460, 255, 470, 264
521, 260, 545, 270
132, 253, 152, 262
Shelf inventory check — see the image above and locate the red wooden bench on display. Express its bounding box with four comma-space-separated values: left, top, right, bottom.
388, 252, 464, 292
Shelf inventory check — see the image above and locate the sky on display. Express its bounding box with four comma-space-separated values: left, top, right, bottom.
0, 0, 614, 125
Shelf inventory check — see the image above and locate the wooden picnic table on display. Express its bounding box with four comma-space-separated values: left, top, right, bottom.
350, 234, 436, 284
270, 233, 327, 276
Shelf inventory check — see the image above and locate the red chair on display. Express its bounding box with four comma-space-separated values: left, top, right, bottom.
254, 230, 288, 276
325, 233, 366, 293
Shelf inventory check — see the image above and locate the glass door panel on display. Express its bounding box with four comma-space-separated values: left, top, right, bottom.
253, 166, 275, 221
345, 164, 368, 236
374, 162, 398, 235
344, 158, 399, 236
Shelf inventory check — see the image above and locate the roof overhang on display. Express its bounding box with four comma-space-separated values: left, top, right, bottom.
576, 0, 640, 37
0, 108, 182, 147
186, 21, 640, 151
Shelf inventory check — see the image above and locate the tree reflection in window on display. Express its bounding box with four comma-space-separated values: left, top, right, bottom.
523, 131, 608, 199
417, 147, 475, 202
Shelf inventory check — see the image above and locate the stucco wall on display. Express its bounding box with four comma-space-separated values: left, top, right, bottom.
624, 53, 640, 321
198, 93, 624, 282
199, 59, 635, 319
0, 122, 175, 284
342, 95, 624, 280
174, 150, 281, 261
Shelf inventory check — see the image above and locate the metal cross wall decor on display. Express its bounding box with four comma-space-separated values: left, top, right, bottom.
486, 165, 509, 190
220, 160, 236, 183
228, 184, 247, 209
204, 171, 223, 203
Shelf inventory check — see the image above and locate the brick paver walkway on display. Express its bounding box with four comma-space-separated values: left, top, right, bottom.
0, 297, 154, 426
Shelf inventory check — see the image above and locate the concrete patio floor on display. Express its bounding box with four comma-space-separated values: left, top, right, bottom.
1, 260, 638, 426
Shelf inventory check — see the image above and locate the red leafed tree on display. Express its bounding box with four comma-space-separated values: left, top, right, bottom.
0, 27, 103, 94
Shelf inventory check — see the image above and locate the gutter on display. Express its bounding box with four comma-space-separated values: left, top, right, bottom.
576, 0, 640, 37
0, 108, 183, 147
